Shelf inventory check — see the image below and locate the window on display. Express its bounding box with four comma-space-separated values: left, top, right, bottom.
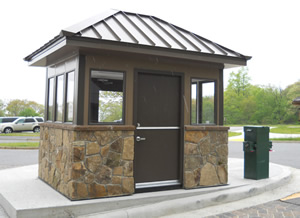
0, 118, 17, 123
25, 118, 35, 123
55, 75, 64, 121
46, 57, 77, 123
35, 118, 44, 122
16, 119, 25, 124
47, 78, 54, 121
66, 71, 74, 122
191, 79, 215, 124
89, 70, 124, 124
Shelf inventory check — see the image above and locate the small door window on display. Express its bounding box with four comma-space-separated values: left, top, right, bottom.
89, 70, 124, 124
191, 79, 216, 124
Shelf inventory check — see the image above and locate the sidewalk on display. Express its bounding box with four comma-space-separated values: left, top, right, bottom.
1, 158, 298, 218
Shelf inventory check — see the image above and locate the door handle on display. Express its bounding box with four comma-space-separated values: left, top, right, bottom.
136, 136, 146, 142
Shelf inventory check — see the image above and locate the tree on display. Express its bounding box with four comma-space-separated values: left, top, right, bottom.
6, 99, 26, 116
19, 108, 40, 117
227, 67, 251, 96
224, 73, 299, 125
0, 100, 5, 116
224, 68, 252, 124
98, 91, 123, 122
282, 80, 300, 123
6, 99, 44, 117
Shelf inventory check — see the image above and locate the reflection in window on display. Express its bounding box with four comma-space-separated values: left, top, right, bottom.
56, 75, 64, 121
191, 79, 215, 124
66, 71, 74, 122
48, 78, 54, 121
90, 70, 124, 124
16, 119, 25, 124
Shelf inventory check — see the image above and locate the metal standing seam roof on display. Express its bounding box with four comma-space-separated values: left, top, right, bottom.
24, 9, 251, 64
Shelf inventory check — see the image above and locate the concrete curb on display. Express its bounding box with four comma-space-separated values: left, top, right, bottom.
0, 160, 292, 218
79, 163, 291, 218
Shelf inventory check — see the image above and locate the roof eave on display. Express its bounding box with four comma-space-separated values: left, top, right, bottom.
24, 36, 67, 66
24, 36, 250, 68
66, 36, 249, 68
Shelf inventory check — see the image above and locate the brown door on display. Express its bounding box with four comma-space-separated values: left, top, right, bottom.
134, 71, 183, 190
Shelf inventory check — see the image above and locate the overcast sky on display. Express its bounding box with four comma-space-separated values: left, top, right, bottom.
0, 0, 299, 104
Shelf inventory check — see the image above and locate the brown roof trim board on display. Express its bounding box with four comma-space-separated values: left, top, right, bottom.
24, 9, 251, 67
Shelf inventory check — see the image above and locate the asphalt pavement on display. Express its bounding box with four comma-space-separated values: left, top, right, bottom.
0, 132, 299, 217
0, 149, 38, 170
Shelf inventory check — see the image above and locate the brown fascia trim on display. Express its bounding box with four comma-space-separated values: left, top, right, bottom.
66, 36, 250, 66
40, 122, 136, 131
185, 125, 230, 131
24, 35, 65, 62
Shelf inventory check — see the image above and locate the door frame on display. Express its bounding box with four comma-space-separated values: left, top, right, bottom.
133, 69, 185, 189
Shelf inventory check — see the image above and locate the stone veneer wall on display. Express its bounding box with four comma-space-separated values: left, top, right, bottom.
39, 123, 135, 200
184, 125, 229, 189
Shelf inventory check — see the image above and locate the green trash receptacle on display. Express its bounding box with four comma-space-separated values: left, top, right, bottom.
243, 126, 273, 180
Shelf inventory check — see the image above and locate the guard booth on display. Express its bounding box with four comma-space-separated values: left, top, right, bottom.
24, 10, 251, 200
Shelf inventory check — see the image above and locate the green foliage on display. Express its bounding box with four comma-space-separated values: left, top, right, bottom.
202, 96, 214, 123
224, 68, 299, 125
1, 132, 40, 137
5, 99, 44, 117
0, 100, 5, 116
99, 91, 123, 122
270, 125, 300, 134
227, 67, 251, 96
228, 132, 242, 137
19, 107, 40, 117
0, 142, 39, 148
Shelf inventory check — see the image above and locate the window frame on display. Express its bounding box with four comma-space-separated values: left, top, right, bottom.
88, 69, 126, 125
65, 71, 75, 123
46, 70, 75, 123
190, 78, 217, 125
47, 77, 55, 121
55, 74, 65, 122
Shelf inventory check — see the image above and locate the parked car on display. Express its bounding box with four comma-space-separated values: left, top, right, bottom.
0, 117, 44, 134
0, 117, 18, 124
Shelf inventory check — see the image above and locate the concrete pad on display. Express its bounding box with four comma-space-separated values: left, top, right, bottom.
0, 159, 292, 218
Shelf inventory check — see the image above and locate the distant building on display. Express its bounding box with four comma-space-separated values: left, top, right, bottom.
292, 97, 300, 121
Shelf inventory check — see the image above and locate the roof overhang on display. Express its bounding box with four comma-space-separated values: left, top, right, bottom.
25, 36, 250, 68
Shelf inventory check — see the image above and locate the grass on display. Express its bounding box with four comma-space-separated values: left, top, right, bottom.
270, 125, 300, 134
229, 132, 242, 137
270, 138, 300, 141
0, 132, 40, 137
0, 142, 39, 148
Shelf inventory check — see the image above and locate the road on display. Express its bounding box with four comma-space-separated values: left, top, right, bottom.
0, 137, 299, 218
229, 141, 300, 169
0, 149, 38, 170
0, 141, 299, 170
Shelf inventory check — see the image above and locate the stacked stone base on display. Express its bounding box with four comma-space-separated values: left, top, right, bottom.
38, 123, 228, 200
184, 125, 229, 189
39, 123, 135, 200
